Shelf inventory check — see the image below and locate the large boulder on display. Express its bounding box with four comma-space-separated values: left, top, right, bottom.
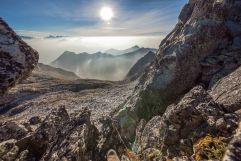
134, 86, 239, 160
133, 65, 241, 160
30, 107, 99, 161
115, 0, 241, 140
0, 18, 38, 94
210, 66, 241, 113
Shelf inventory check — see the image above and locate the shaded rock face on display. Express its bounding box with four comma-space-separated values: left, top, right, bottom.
135, 86, 239, 158
0, 18, 39, 94
115, 0, 241, 140
125, 51, 155, 82
131, 66, 241, 160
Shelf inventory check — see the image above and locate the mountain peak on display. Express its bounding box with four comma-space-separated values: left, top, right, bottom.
105, 45, 142, 55
131, 45, 140, 49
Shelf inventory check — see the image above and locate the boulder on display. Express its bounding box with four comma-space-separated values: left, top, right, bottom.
210, 66, 241, 113
29, 107, 99, 161
135, 86, 239, 159
0, 107, 100, 161
139, 116, 162, 151
0, 18, 38, 94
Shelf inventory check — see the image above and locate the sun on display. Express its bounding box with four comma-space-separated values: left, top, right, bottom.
100, 6, 114, 22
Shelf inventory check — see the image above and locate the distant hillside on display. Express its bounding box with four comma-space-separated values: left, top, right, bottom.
51, 47, 157, 81
125, 51, 155, 81
33, 63, 80, 80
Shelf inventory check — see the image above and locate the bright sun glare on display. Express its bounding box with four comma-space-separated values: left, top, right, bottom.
100, 6, 114, 22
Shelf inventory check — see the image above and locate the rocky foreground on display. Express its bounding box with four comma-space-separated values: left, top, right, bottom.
1, 0, 241, 161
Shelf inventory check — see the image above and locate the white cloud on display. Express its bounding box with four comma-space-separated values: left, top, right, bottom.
24, 36, 164, 64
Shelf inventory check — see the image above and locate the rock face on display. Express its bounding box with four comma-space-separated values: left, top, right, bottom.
0, 107, 99, 161
115, 0, 241, 140
125, 51, 155, 82
135, 86, 238, 159
223, 122, 241, 161
129, 65, 241, 160
210, 65, 241, 113
0, 18, 39, 94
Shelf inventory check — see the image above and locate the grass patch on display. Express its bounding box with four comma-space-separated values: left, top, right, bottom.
193, 135, 227, 161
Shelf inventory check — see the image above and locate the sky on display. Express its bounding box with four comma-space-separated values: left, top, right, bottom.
0, 0, 187, 63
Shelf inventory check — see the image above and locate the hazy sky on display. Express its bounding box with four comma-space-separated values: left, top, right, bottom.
0, 0, 187, 63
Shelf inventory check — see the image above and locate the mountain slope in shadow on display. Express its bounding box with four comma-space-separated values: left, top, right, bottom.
125, 51, 155, 82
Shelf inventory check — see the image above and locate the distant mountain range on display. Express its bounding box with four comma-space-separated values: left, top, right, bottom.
51, 46, 157, 80
105, 45, 140, 55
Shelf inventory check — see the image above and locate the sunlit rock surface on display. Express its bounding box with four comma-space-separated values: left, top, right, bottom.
115, 0, 241, 141
0, 18, 39, 94
134, 85, 239, 159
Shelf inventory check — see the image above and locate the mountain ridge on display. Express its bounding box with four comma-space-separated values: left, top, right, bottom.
105, 45, 141, 55
51, 47, 157, 81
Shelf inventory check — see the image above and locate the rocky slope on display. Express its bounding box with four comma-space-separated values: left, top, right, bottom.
1, 0, 241, 160
0, 18, 39, 94
0, 66, 136, 125
133, 64, 241, 160
0, 67, 137, 161
112, 0, 241, 160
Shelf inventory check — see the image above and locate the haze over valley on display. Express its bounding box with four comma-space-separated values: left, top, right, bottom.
51, 46, 157, 80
